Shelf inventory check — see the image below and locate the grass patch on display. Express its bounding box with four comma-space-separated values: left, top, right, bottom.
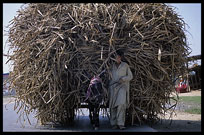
171, 96, 201, 114
179, 96, 201, 114
185, 108, 201, 114
179, 96, 201, 104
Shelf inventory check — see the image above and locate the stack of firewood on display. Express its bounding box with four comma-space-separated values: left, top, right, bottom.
5, 3, 190, 126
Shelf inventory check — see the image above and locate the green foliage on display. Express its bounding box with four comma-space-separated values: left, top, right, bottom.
179, 96, 201, 114
179, 96, 201, 104
185, 108, 201, 114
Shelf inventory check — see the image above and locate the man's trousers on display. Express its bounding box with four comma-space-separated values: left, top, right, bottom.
110, 104, 126, 126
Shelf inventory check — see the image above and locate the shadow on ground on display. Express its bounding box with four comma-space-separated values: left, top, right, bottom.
151, 119, 201, 132
3, 103, 156, 132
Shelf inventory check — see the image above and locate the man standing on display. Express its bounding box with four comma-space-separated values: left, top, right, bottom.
109, 49, 133, 130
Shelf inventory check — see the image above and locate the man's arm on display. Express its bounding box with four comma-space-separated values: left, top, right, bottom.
121, 64, 133, 82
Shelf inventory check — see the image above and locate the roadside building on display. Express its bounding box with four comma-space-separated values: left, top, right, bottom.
187, 55, 201, 90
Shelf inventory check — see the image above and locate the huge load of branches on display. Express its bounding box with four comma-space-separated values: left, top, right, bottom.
6, 3, 190, 126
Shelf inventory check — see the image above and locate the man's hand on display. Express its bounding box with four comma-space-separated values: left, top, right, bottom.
119, 78, 124, 84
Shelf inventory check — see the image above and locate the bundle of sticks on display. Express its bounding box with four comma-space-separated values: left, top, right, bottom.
5, 3, 190, 126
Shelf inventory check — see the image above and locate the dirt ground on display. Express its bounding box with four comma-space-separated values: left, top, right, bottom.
151, 89, 201, 132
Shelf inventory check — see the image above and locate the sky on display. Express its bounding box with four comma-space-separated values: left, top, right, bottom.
2, 3, 201, 73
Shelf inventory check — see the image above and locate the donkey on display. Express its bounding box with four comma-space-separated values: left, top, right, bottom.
84, 70, 105, 130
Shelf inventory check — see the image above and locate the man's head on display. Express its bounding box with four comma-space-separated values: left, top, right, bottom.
116, 49, 124, 64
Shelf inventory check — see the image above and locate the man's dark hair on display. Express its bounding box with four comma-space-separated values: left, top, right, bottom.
116, 49, 124, 57
116, 49, 129, 64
